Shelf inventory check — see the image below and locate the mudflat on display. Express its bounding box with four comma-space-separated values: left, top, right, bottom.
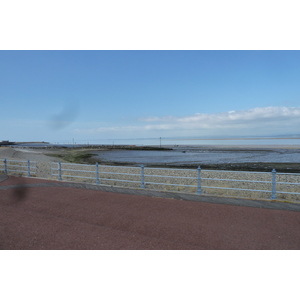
1, 144, 300, 172
87, 144, 300, 172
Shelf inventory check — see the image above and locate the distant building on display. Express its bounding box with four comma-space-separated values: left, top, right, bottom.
0, 140, 15, 146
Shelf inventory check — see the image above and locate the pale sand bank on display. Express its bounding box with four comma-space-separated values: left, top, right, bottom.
0, 147, 61, 178
0, 147, 59, 162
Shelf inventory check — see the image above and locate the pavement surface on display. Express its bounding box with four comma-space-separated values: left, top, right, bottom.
0, 175, 300, 250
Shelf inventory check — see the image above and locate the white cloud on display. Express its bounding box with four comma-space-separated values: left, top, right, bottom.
73, 106, 300, 137
73, 126, 141, 134
141, 107, 300, 132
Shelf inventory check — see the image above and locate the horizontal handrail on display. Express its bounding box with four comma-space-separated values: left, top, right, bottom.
276, 191, 300, 195
145, 174, 196, 180
202, 169, 271, 175
277, 181, 300, 185
59, 174, 96, 180
277, 172, 300, 176
101, 178, 141, 184
201, 186, 270, 193
61, 168, 95, 173
146, 181, 198, 188
100, 171, 140, 176
202, 177, 270, 184
6, 168, 28, 173
145, 167, 196, 172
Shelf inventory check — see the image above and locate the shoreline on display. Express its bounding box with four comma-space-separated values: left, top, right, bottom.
1, 145, 300, 173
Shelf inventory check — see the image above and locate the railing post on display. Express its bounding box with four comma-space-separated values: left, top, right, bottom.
141, 164, 145, 189
4, 159, 7, 175
271, 168, 276, 200
27, 160, 31, 177
96, 162, 100, 184
58, 161, 62, 181
197, 166, 202, 194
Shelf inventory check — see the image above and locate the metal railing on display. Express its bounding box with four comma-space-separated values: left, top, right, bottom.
2, 159, 300, 202
50, 162, 300, 201
51, 162, 143, 187
1, 159, 36, 177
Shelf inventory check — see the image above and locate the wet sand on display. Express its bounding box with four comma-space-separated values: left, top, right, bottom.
87, 145, 300, 172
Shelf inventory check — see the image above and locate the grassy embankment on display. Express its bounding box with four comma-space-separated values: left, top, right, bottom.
46, 145, 172, 165
47, 149, 96, 164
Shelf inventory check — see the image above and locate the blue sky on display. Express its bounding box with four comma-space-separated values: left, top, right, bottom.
1, 50, 300, 143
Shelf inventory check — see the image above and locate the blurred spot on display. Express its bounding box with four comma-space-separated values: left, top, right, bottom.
12, 177, 28, 202
13, 186, 28, 201
49, 103, 79, 130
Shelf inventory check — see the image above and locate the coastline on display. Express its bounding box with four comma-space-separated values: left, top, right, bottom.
1, 144, 300, 173
2, 145, 300, 202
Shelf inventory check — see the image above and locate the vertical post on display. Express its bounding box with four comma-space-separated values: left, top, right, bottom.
27, 160, 31, 177
96, 162, 100, 184
271, 169, 276, 200
3, 158, 7, 175
58, 161, 62, 181
141, 164, 145, 189
197, 166, 202, 194
4, 159, 7, 175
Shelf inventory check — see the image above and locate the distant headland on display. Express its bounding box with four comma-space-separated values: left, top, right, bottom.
0, 140, 49, 146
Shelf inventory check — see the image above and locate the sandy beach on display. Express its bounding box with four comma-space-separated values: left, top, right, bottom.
0, 147, 62, 178
0, 147, 59, 162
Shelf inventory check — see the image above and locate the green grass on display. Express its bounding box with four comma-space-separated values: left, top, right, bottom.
48, 149, 96, 164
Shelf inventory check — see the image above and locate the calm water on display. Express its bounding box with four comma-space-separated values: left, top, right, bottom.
89, 137, 300, 166
11, 138, 300, 165
94, 147, 300, 166
82, 138, 300, 147
13, 138, 300, 148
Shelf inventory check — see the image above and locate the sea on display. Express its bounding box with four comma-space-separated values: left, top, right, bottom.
9, 138, 300, 166
12, 138, 300, 148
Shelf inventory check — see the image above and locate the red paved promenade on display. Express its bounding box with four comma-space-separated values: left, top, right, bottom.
1, 176, 299, 250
